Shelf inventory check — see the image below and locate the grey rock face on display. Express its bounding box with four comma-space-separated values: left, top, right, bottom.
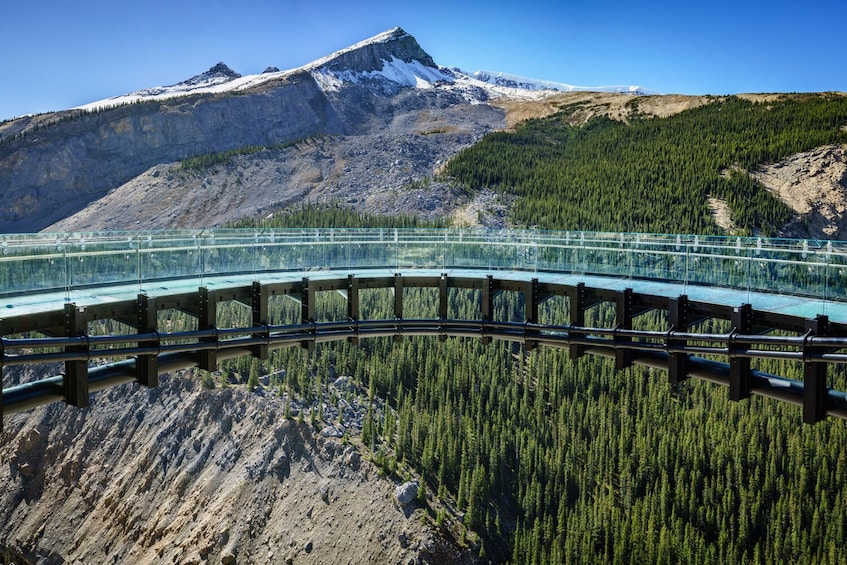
0, 28, 501, 233
316, 27, 436, 74
394, 480, 419, 506
0, 72, 341, 231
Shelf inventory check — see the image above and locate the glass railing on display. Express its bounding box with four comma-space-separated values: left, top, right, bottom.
2, 229, 847, 304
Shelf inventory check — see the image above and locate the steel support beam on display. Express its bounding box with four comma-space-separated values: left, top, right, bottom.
729, 304, 753, 401
198, 287, 218, 371
439, 273, 449, 342
439, 273, 449, 320
668, 295, 689, 384
347, 275, 360, 345
482, 275, 494, 345
615, 289, 633, 370
394, 274, 403, 319
252, 282, 269, 360
567, 283, 587, 360
136, 294, 158, 387
804, 315, 830, 424
394, 274, 403, 342
64, 303, 89, 408
525, 278, 539, 351
301, 277, 315, 351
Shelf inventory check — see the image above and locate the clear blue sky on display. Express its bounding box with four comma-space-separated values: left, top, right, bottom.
2, 0, 845, 121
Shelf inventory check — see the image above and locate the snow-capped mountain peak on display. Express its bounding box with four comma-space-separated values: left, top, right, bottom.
113, 63, 241, 101
75, 28, 653, 112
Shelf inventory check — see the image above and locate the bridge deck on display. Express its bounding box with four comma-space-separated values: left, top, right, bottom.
5, 228, 847, 425
4, 267, 847, 324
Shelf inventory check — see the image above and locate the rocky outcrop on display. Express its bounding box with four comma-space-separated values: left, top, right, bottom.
0, 370, 473, 564
752, 144, 847, 239
312, 27, 436, 74
130, 62, 242, 98
395, 480, 420, 506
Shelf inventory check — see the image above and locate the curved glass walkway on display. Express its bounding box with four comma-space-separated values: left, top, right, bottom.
3, 228, 847, 426
2, 228, 847, 322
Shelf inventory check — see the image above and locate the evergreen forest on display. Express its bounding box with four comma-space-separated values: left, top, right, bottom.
217, 300, 847, 564
444, 94, 847, 235
148, 95, 847, 563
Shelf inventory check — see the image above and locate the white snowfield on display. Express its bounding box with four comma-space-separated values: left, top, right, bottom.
76, 27, 651, 113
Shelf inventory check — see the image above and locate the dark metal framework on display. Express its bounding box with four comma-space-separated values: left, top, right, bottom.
3, 272, 847, 431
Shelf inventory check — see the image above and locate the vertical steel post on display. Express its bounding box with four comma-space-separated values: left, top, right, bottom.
347, 274, 360, 345
136, 294, 158, 387
803, 315, 830, 424
668, 295, 689, 384
525, 278, 539, 351
251, 282, 269, 360
64, 303, 89, 408
394, 274, 403, 342
301, 277, 315, 351
439, 273, 449, 342
394, 274, 403, 319
567, 283, 586, 360
481, 275, 494, 345
729, 304, 753, 401
198, 287, 218, 371
439, 273, 449, 320
615, 289, 633, 370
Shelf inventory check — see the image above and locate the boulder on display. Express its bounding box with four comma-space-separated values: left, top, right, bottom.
394, 480, 419, 506
320, 425, 344, 438
221, 548, 237, 564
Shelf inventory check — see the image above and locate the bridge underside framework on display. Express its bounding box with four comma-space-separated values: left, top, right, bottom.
3, 270, 847, 430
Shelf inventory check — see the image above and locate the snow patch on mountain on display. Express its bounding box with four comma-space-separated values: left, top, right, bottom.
76, 63, 288, 111
313, 56, 451, 92
469, 70, 653, 95
304, 27, 422, 72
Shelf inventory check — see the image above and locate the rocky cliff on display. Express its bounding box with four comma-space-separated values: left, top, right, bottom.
0, 71, 347, 231
0, 367, 474, 564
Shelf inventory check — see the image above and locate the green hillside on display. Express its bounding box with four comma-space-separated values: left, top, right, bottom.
445, 94, 847, 235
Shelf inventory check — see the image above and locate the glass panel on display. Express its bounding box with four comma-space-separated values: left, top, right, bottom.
3, 228, 847, 307
686, 239, 749, 292
201, 231, 260, 276
66, 236, 138, 288
0, 236, 67, 296
827, 242, 847, 302
138, 233, 201, 286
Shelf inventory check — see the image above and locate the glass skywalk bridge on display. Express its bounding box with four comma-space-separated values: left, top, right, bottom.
3, 228, 847, 425
2, 228, 847, 318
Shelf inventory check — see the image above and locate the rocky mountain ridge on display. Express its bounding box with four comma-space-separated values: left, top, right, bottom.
129, 62, 243, 98
468, 70, 652, 95
0, 28, 503, 232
